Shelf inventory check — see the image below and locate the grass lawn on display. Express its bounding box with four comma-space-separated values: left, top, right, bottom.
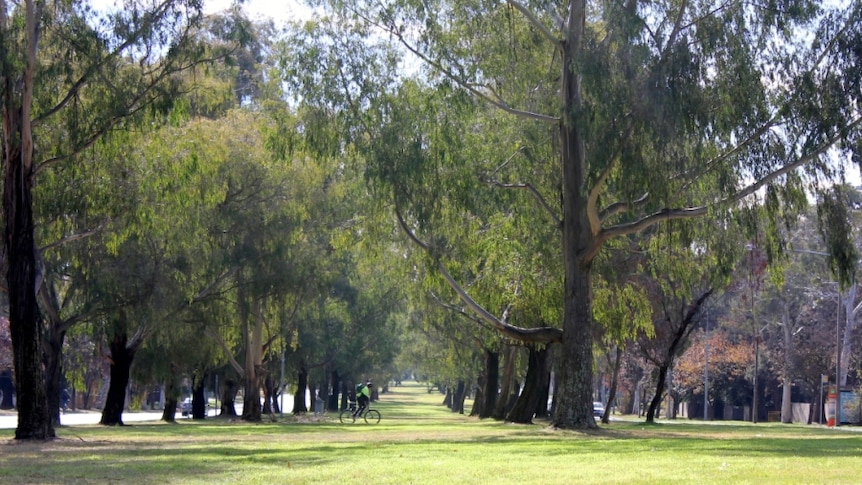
2, 382, 860, 484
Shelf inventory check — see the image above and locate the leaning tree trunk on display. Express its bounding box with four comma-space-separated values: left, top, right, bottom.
602, 346, 622, 424
645, 364, 669, 423
506, 346, 549, 424
293, 365, 309, 414
100, 333, 137, 426
479, 349, 499, 419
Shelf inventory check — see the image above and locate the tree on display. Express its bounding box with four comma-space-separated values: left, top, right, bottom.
0, 0, 216, 440
296, 0, 862, 429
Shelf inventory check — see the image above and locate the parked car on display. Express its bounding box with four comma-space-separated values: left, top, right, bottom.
180, 398, 192, 417
593, 401, 605, 418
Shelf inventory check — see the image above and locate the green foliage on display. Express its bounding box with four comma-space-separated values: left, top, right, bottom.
817, 185, 859, 289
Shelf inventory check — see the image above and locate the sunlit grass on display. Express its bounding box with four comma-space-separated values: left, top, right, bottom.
2, 382, 860, 484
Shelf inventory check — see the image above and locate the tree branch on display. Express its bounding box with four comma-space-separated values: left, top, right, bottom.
583, 114, 862, 264
395, 205, 562, 344
371, 17, 559, 123
486, 180, 561, 227
39, 221, 109, 254
506, 0, 563, 53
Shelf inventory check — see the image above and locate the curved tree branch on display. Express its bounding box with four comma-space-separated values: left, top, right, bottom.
582, 114, 862, 264
486, 180, 562, 227
395, 205, 562, 344
507, 0, 563, 53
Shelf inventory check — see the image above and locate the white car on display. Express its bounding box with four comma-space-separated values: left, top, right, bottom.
180, 398, 192, 417
593, 401, 605, 417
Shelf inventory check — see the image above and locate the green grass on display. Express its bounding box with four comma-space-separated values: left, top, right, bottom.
2, 383, 861, 484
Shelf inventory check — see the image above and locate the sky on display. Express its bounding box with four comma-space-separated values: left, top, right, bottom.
203, 0, 314, 24
87, 0, 314, 26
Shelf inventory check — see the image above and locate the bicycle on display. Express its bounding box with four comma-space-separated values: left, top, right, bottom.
339, 400, 381, 424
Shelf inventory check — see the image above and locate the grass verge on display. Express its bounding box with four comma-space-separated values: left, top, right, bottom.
2, 382, 860, 484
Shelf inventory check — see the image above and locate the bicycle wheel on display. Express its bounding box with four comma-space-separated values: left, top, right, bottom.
363, 409, 381, 424
339, 409, 356, 424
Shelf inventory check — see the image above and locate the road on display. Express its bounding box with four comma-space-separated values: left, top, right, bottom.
0, 409, 220, 429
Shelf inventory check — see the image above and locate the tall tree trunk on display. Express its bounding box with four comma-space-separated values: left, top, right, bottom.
506, 346, 548, 424
533, 348, 552, 419
470, 370, 485, 417
601, 346, 622, 424
44, 326, 67, 427
161, 371, 180, 422
492, 346, 518, 420
452, 380, 466, 414
665, 366, 675, 419
339, 380, 350, 411
191, 373, 207, 419
646, 364, 669, 423
327, 370, 340, 411
220, 378, 238, 416
263, 375, 281, 415
552, 0, 597, 431
293, 365, 308, 414
100, 333, 136, 426
240, 295, 263, 422
780, 304, 793, 423
840, 287, 856, 386
3, 0, 54, 442
479, 349, 499, 419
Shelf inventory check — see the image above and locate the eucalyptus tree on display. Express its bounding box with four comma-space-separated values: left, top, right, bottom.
293, 0, 862, 428
0, 0, 227, 439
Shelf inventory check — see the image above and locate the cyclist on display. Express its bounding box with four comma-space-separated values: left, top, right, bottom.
354, 381, 372, 417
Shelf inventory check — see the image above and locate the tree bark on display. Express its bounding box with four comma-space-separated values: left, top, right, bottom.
3, 0, 54, 441
840, 288, 856, 386
506, 346, 548, 424
549, 0, 597, 431
470, 369, 485, 417
452, 380, 466, 414
161, 373, 179, 422
293, 365, 308, 414
479, 349, 499, 419
191, 373, 207, 419
492, 346, 518, 420
220, 378, 238, 416
780, 304, 793, 423
327, 370, 340, 411
100, 333, 136, 426
645, 364, 669, 423
44, 325, 67, 427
